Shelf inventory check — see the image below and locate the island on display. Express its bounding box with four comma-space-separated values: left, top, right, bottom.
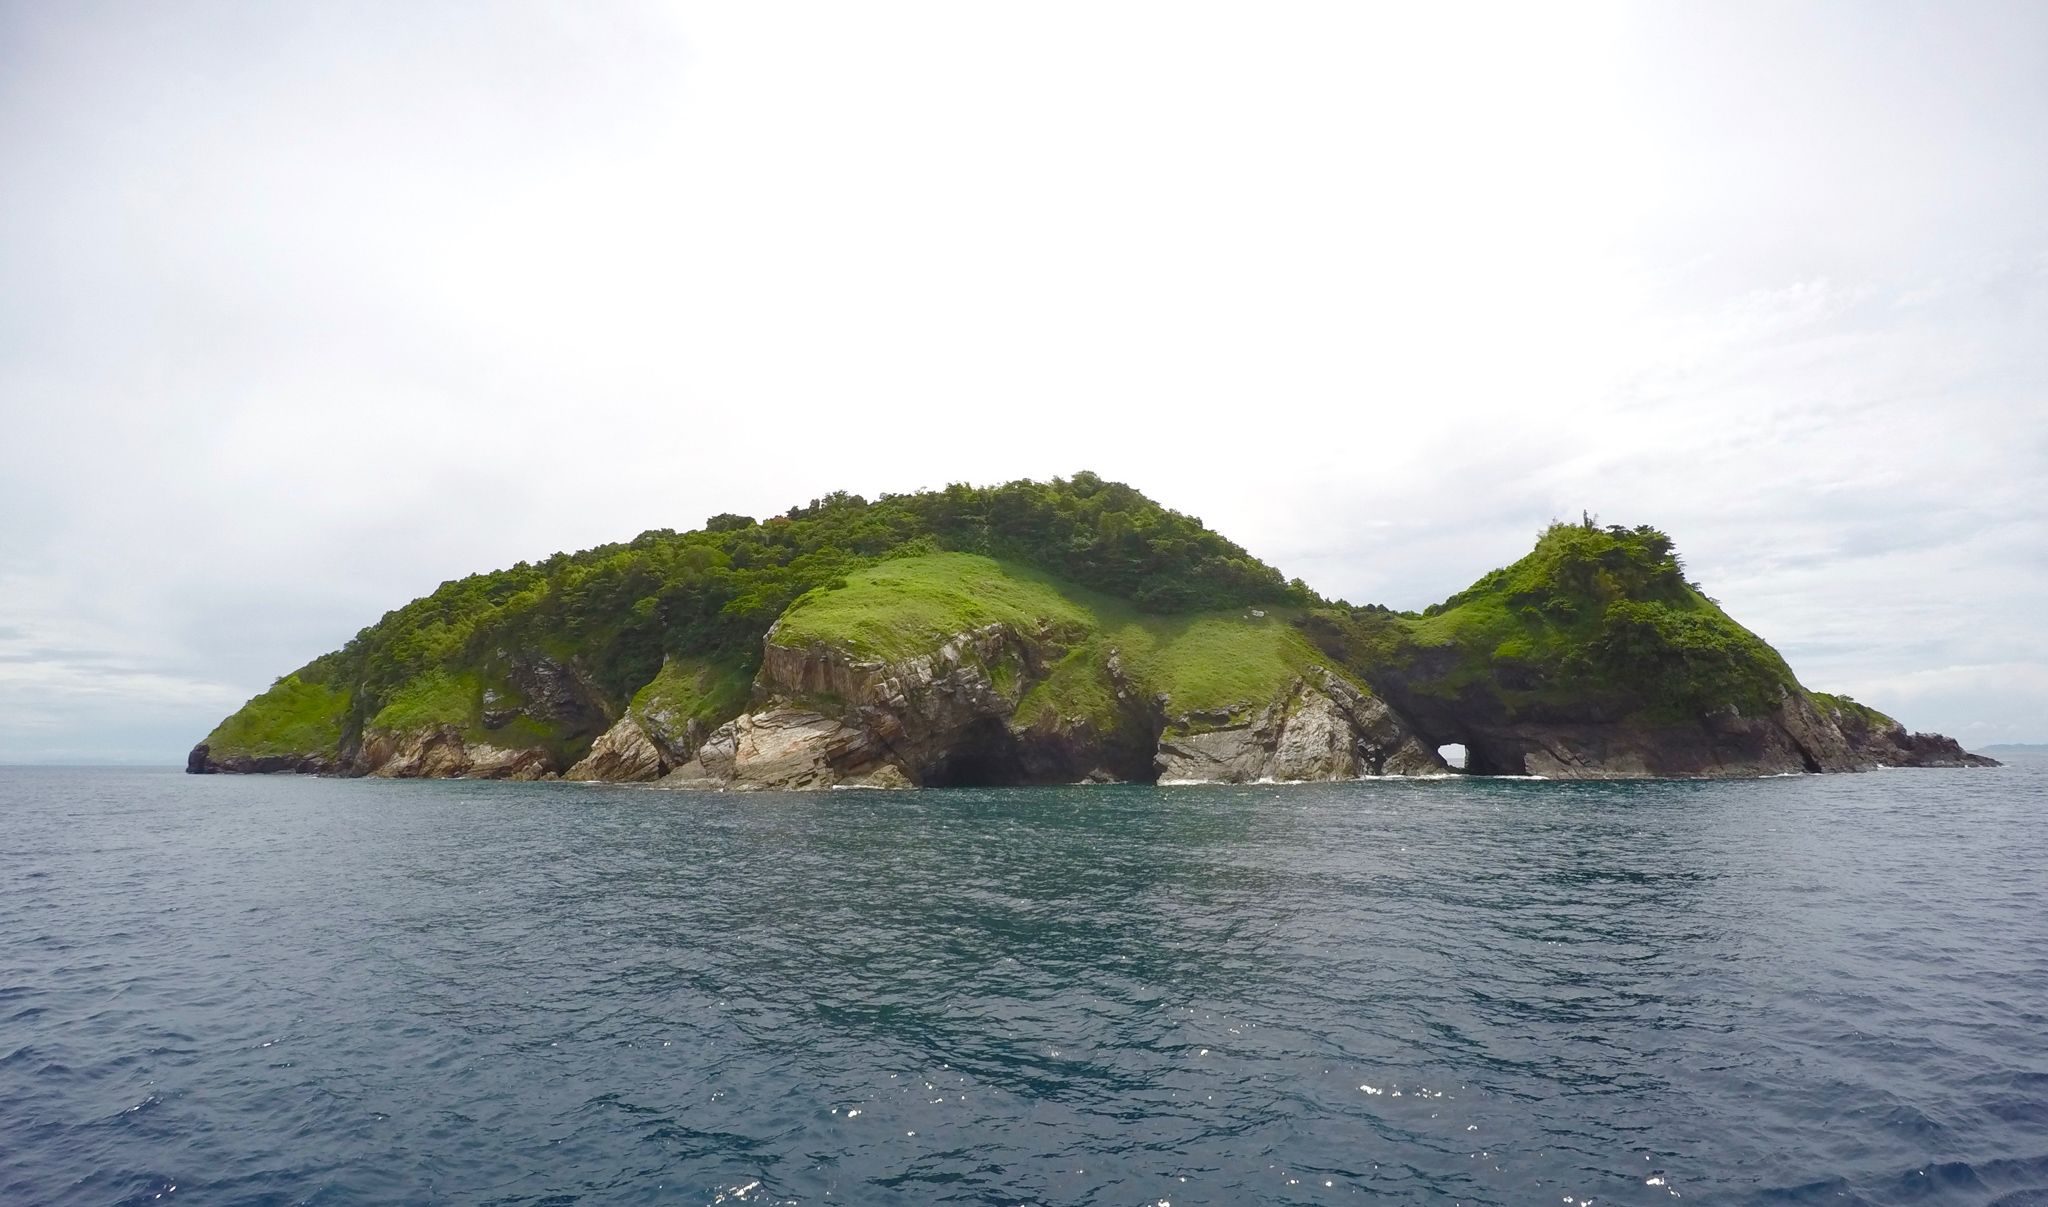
188, 474, 1997, 786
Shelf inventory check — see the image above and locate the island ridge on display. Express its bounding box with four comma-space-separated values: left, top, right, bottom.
188, 474, 1996, 786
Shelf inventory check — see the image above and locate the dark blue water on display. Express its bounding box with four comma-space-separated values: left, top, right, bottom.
3, 763, 2045, 1206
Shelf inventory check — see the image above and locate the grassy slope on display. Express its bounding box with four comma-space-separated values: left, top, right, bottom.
1810, 691, 1901, 731
630, 654, 752, 740
204, 500, 1863, 768
1379, 523, 1801, 722
197, 475, 1307, 763
203, 673, 351, 758
771, 553, 1100, 658
773, 552, 1341, 728
364, 666, 583, 761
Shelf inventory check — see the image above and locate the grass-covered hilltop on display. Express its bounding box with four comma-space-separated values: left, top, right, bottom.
190, 473, 1995, 785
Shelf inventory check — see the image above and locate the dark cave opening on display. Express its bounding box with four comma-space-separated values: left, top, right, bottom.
920, 718, 1033, 788
1460, 743, 1528, 777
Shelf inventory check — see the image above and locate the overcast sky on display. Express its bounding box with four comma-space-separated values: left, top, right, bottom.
2, 1, 2043, 762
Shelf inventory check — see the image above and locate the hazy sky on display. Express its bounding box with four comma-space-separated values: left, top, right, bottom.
3, 1, 2043, 762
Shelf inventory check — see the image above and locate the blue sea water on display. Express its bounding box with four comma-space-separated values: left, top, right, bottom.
2, 762, 2045, 1206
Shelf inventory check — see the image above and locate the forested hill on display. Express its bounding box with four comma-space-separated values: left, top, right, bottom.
262, 472, 1309, 743
194, 475, 1994, 784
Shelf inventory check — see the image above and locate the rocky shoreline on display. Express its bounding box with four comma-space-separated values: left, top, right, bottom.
186, 497, 2000, 789
188, 619, 1997, 788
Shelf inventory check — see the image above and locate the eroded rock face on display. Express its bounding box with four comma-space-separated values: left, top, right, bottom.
654, 625, 1439, 791
1156, 671, 1442, 783
661, 624, 1049, 791
352, 725, 555, 780
345, 652, 612, 780
564, 716, 669, 782
198, 618, 1993, 788
662, 707, 910, 790
1373, 682, 1996, 780
1820, 698, 2000, 769
185, 743, 341, 776
755, 623, 1049, 775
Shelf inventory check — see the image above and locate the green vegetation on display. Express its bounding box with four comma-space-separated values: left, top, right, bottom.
1013, 615, 1332, 734
202, 673, 350, 758
1013, 645, 1125, 732
781, 553, 1343, 731
356, 665, 584, 761
368, 667, 480, 732
1811, 692, 1899, 732
630, 654, 753, 736
203, 473, 1841, 771
205, 473, 1306, 760
773, 553, 1099, 659
1315, 520, 1801, 722
1113, 612, 1332, 718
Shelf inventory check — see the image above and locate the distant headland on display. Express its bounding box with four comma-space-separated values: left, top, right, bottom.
188, 473, 1997, 787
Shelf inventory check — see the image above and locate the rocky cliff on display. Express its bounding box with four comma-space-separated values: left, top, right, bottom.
652, 598, 1445, 791
187, 479, 1997, 786
1296, 522, 1999, 779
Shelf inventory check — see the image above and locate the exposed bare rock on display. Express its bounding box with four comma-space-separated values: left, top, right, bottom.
647, 616, 1447, 792
1818, 696, 2000, 769
658, 621, 1136, 790
755, 623, 1045, 776
564, 716, 669, 782
352, 726, 555, 780
714, 624, 1046, 789
1156, 672, 1443, 784
185, 744, 341, 776
499, 653, 609, 731
1409, 688, 1998, 780
660, 707, 901, 790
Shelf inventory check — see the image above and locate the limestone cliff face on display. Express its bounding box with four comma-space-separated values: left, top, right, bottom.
654, 624, 1438, 791
1469, 689, 1862, 779
352, 726, 556, 780
660, 622, 1084, 790
663, 708, 912, 790
563, 717, 672, 782
1155, 670, 1442, 783
1355, 663, 1994, 780
186, 621, 1995, 787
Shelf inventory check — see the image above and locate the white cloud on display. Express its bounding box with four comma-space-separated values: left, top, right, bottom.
1, 0, 2043, 758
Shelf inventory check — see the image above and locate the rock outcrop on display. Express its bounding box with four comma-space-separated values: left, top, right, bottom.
353, 725, 556, 780
185, 743, 341, 776
316, 653, 613, 780
1817, 695, 2000, 769
563, 716, 670, 782
1156, 670, 1442, 783
659, 622, 1076, 790
654, 624, 1436, 791
661, 708, 910, 790
184, 492, 1998, 787
1351, 670, 1997, 779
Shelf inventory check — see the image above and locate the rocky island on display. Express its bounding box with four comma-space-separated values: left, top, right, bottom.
188, 474, 1996, 786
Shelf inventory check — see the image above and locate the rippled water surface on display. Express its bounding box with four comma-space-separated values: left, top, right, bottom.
4, 762, 2046, 1206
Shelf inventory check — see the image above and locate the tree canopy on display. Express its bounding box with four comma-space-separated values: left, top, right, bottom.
301, 473, 1309, 722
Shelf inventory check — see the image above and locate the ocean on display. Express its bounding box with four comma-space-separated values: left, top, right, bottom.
3, 760, 2044, 1205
